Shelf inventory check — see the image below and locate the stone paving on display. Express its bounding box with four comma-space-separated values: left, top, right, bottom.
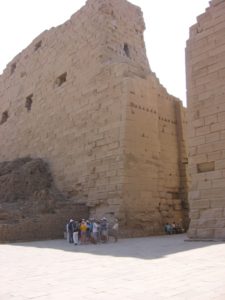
0, 234, 225, 300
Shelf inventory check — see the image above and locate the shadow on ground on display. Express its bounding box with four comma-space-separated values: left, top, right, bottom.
5, 234, 224, 260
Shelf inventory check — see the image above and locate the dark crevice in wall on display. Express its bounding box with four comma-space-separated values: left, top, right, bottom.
10, 63, 16, 75
124, 43, 130, 58
34, 40, 42, 51
55, 72, 67, 87
25, 94, 33, 112
0, 111, 9, 125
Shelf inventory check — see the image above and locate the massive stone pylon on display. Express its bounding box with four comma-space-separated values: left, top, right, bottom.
186, 0, 225, 239
0, 0, 188, 236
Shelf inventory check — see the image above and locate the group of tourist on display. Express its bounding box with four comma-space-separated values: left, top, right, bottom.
65, 217, 119, 245
164, 221, 185, 235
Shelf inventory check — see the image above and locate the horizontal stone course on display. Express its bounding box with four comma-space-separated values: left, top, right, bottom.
187, 0, 225, 239
0, 205, 88, 243
0, 0, 189, 239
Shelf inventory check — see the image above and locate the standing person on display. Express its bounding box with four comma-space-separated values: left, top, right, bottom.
78, 220, 81, 241
91, 220, 99, 244
164, 223, 173, 234
86, 220, 91, 243
111, 219, 119, 242
96, 220, 101, 243
68, 219, 74, 243
172, 221, 176, 234
65, 222, 69, 241
80, 219, 87, 244
73, 220, 79, 245
100, 217, 108, 243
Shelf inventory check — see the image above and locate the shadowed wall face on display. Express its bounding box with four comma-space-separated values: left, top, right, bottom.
0, 0, 188, 235
186, 0, 225, 239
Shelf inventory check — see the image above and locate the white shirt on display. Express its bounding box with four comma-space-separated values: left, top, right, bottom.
92, 222, 99, 233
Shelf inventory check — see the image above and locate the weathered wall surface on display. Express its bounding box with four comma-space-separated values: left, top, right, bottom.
0, 206, 89, 243
0, 157, 89, 242
0, 0, 188, 235
186, 0, 225, 239
122, 75, 188, 234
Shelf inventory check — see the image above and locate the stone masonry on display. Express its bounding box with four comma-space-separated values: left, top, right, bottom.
186, 0, 225, 239
0, 0, 188, 236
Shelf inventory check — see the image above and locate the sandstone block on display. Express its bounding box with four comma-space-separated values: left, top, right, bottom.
189, 209, 200, 219
214, 228, 225, 239
188, 190, 200, 201
196, 228, 215, 239
205, 132, 220, 143
198, 179, 212, 189
210, 199, 225, 208
190, 199, 210, 209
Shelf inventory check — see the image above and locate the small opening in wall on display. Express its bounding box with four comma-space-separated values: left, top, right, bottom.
55, 72, 67, 87
25, 94, 33, 112
170, 192, 179, 199
197, 161, 215, 173
34, 40, 42, 51
182, 158, 188, 165
124, 43, 130, 58
10, 63, 16, 75
0, 111, 9, 125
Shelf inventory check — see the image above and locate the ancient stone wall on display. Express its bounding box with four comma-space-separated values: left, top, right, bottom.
0, 0, 188, 235
186, 0, 225, 239
122, 75, 189, 234
0, 157, 89, 242
0, 206, 89, 243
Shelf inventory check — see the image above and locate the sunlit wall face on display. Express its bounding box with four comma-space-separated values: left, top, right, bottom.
0, 0, 209, 105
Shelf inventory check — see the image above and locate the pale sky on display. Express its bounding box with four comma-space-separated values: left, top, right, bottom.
0, 0, 210, 105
